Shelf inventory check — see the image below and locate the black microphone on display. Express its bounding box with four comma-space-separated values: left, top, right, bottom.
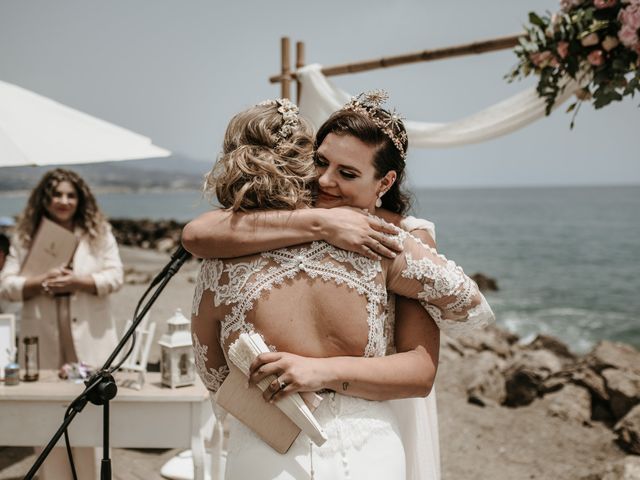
167, 245, 192, 275
149, 244, 193, 287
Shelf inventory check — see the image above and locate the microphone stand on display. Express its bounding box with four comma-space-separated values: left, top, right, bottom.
24, 246, 192, 480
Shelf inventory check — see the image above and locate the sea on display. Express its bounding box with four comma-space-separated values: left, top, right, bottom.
1, 185, 638, 353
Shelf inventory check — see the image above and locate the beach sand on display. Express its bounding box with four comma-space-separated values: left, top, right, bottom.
0, 246, 629, 479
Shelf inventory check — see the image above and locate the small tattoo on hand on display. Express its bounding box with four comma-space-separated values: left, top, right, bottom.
342, 382, 349, 391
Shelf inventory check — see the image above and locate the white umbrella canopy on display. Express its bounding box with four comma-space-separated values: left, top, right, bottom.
0, 80, 170, 167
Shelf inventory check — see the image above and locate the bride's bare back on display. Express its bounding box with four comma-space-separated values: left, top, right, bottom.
191, 227, 494, 394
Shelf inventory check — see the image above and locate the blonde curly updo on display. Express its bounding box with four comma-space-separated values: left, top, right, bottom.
205, 101, 315, 211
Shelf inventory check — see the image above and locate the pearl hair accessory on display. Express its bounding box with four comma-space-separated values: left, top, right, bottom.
258, 98, 300, 144
342, 90, 408, 160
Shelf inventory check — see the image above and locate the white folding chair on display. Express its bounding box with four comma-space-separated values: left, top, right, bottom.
117, 313, 156, 389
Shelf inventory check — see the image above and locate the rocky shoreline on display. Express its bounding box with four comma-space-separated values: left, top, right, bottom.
441, 324, 640, 478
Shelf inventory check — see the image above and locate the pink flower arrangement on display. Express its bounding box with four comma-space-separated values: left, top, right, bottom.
508, 0, 640, 125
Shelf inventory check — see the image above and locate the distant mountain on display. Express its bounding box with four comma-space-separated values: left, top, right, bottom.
0, 155, 214, 192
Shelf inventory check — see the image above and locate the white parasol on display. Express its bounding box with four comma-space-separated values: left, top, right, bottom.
0, 80, 170, 167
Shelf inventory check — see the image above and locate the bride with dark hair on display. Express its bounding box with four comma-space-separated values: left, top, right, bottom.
187, 96, 493, 479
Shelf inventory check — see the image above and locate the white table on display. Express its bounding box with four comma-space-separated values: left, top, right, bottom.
0, 371, 213, 480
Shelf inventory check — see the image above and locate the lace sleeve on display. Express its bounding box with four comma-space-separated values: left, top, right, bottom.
191, 272, 229, 393
192, 332, 229, 393
386, 229, 494, 336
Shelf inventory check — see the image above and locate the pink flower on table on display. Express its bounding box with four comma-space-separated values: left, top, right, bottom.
602, 35, 620, 51
557, 41, 570, 58
587, 49, 605, 65
594, 0, 617, 8
581, 33, 600, 47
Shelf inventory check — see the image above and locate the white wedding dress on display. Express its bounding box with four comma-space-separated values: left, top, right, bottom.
191, 219, 493, 479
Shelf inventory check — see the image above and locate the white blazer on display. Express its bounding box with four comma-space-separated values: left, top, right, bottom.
0, 227, 123, 369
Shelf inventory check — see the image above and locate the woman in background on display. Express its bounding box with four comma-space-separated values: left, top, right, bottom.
0, 168, 123, 480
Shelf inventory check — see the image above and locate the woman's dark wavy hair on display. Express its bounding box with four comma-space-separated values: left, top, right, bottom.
315, 109, 411, 215
16, 168, 106, 247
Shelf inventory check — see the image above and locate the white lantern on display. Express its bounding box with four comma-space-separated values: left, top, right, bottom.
158, 308, 195, 388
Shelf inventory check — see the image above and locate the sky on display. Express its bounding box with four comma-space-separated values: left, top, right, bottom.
0, 0, 638, 189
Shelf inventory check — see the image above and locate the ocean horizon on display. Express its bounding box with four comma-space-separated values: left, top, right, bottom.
1, 184, 638, 353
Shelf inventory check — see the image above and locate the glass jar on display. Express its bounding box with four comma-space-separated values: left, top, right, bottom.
4, 362, 20, 386
23, 336, 39, 382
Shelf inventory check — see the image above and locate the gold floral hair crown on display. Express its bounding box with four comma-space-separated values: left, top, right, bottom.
342, 90, 408, 160
258, 98, 300, 144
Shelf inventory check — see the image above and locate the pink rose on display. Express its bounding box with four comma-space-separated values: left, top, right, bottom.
620, 4, 640, 30
618, 24, 640, 47
557, 41, 570, 58
581, 33, 600, 47
594, 0, 617, 8
602, 35, 620, 50
587, 49, 605, 66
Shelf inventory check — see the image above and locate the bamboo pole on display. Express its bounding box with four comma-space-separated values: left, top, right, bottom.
295, 41, 305, 104
280, 37, 291, 99
270, 33, 522, 84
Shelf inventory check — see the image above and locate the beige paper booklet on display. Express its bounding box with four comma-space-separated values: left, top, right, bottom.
216, 364, 302, 454
216, 333, 327, 454
20, 217, 78, 277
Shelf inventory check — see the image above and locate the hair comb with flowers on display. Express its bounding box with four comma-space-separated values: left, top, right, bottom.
258, 98, 300, 144
342, 90, 408, 160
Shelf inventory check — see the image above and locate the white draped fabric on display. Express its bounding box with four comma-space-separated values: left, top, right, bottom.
297, 64, 580, 148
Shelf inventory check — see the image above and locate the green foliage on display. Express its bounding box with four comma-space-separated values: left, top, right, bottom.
507, 1, 640, 127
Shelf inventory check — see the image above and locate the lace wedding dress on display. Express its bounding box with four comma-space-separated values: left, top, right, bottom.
191, 221, 493, 479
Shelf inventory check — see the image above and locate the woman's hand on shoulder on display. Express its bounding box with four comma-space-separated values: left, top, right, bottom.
248, 351, 333, 403
316, 207, 403, 260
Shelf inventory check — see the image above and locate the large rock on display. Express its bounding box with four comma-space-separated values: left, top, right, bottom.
470, 272, 499, 292
571, 366, 613, 422
110, 218, 185, 250
504, 349, 563, 406
464, 351, 507, 407
440, 335, 467, 359
588, 341, 640, 374
527, 334, 577, 364
580, 456, 640, 480
603, 368, 640, 420
544, 383, 592, 424
572, 367, 610, 403
456, 324, 516, 358
615, 404, 640, 455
